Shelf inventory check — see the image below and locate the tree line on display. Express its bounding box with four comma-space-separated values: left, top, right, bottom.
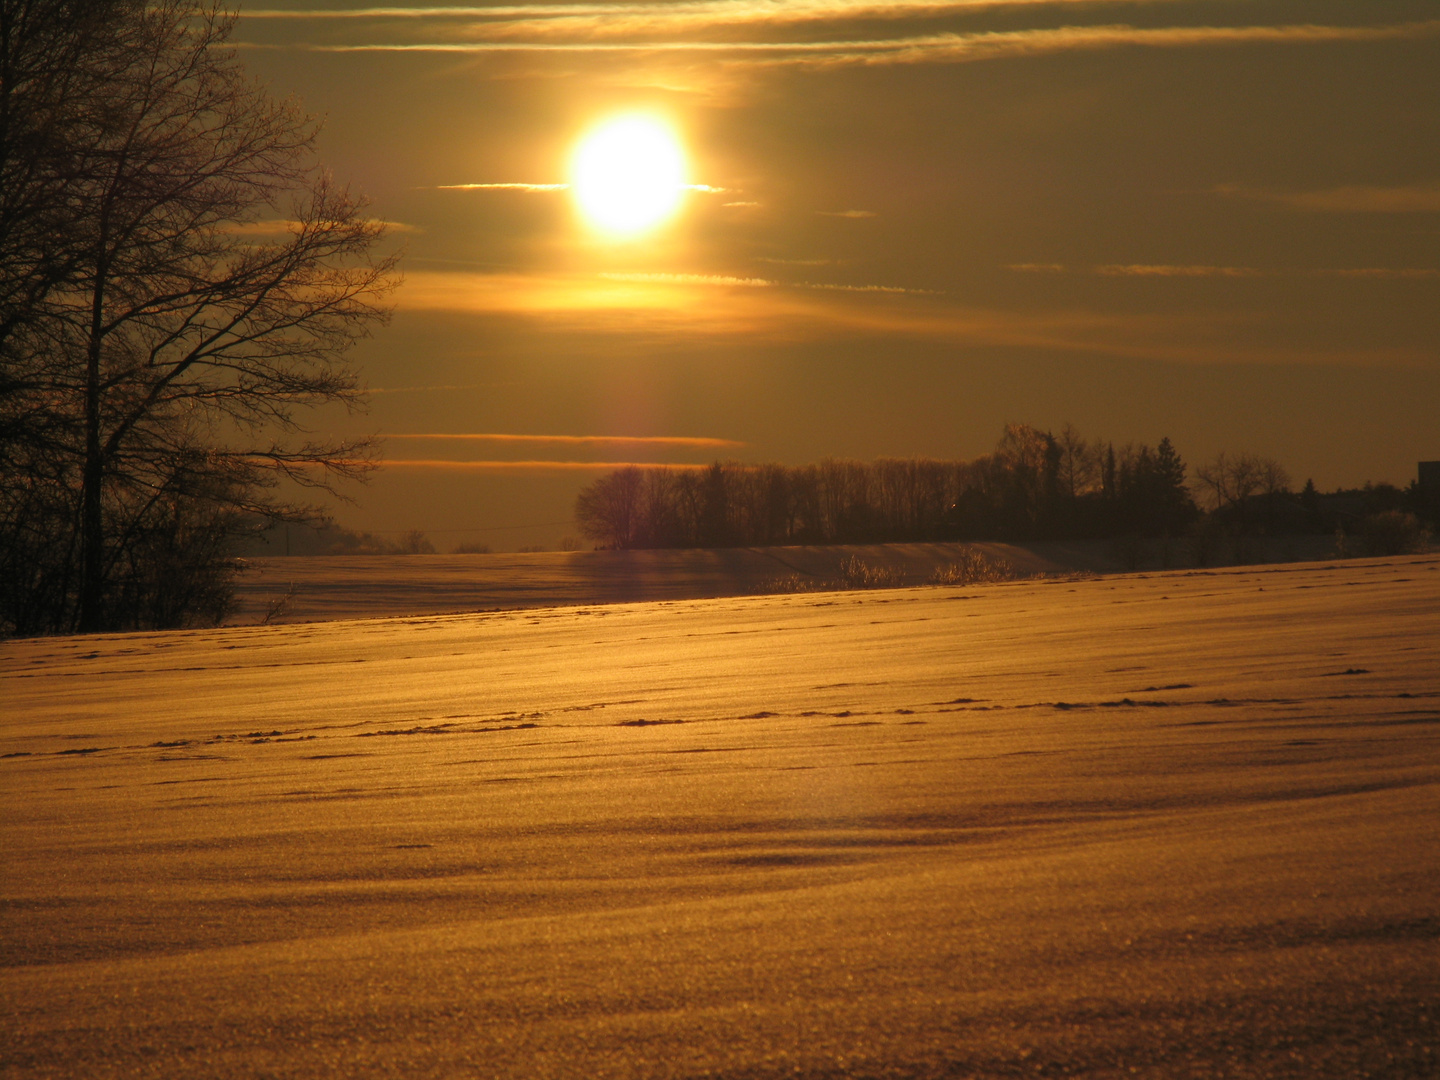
0, 2, 393, 637
574, 424, 1433, 553
575, 424, 1196, 549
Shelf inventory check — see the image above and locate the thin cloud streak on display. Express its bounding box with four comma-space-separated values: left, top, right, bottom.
236, 20, 1440, 67
242, 2, 1189, 18
386, 433, 746, 448
234, 2, 1281, 53
1096, 264, 1265, 277
381, 459, 712, 471
435, 182, 569, 191
223, 217, 417, 234
432, 182, 727, 192
748, 21, 1440, 70
598, 271, 934, 294
1314, 267, 1439, 279
1009, 263, 1439, 279
393, 270, 1435, 368
600, 271, 775, 288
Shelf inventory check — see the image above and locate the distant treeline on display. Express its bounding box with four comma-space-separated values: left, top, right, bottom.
574, 424, 1436, 553
237, 520, 439, 558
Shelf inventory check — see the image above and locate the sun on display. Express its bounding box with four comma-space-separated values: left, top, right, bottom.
571, 114, 687, 237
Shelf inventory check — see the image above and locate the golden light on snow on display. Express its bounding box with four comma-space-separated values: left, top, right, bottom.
571, 114, 687, 237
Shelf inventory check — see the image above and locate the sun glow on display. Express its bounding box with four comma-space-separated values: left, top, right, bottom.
571, 114, 687, 237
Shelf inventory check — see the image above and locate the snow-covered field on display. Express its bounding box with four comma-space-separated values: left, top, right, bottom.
3, 555, 1438, 1078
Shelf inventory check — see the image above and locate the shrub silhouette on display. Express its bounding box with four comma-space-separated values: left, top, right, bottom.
836, 556, 903, 589
1358, 511, 1431, 556
928, 549, 1019, 585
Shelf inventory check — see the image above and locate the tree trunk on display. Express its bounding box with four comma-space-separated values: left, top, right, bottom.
78, 323, 104, 632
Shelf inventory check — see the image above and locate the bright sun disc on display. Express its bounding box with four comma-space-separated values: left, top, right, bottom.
572, 115, 686, 236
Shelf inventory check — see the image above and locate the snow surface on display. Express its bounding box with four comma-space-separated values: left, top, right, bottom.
3, 555, 1438, 1077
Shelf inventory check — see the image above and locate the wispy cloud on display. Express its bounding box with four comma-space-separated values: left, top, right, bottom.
431, 181, 728, 192
597, 270, 935, 294
1313, 267, 1440, 279
763, 21, 1440, 70
223, 217, 418, 234
1095, 264, 1265, 277
380, 459, 712, 471
1009, 263, 1439, 279
434, 182, 569, 191
236, 18, 1440, 69
817, 209, 876, 218
1214, 183, 1440, 213
808, 281, 936, 294
392, 270, 1434, 368
386, 433, 745, 448
600, 271, 775, 288
242, 2, 1191, 21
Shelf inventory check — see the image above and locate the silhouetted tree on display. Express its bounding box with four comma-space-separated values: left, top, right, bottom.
575, 466, 645, 548
1195, 451, 1289, 534
0, 1, 395, 635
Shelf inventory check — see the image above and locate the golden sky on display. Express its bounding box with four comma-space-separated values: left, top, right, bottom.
234, 1, 1440, 545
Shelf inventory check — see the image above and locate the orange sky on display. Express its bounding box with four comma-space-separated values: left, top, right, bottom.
234, 1, 1439, 548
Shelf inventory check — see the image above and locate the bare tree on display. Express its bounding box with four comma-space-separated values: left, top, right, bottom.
1194, 451, 1288, 535
1195, 451, 1262, 512
574, 467, 644, 549
0, 2, 396, 633
1056, 423, 1097, 500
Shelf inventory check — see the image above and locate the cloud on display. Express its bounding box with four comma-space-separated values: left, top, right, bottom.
597, 270, 936, 294
242, 2, 1188, 19
805, 281, 936, 294
1312, 267, 1440, 279
239, 2, 1208, 33
380, 459, 711, 472
1010, 263, 1438, 279
385, 433, 746, 448
750, 21, 1440, 70
599, 271, 776, 288
223, 218, 418, 234
1095, 264, 1265, 277
431, 181, 728, 193
235, 16, 1440, 70
433, 182, 569, 191
392, 269, 1435, 368
1214, 183, 1440, 213
817, 209, 876, 218
724, 201, 762, 207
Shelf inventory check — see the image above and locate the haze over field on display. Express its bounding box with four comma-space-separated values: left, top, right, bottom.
4, 556, 1438, 1077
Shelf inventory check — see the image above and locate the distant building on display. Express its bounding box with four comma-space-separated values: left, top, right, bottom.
1419, 462, 1440, 524
1420, 461, 1440, 493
